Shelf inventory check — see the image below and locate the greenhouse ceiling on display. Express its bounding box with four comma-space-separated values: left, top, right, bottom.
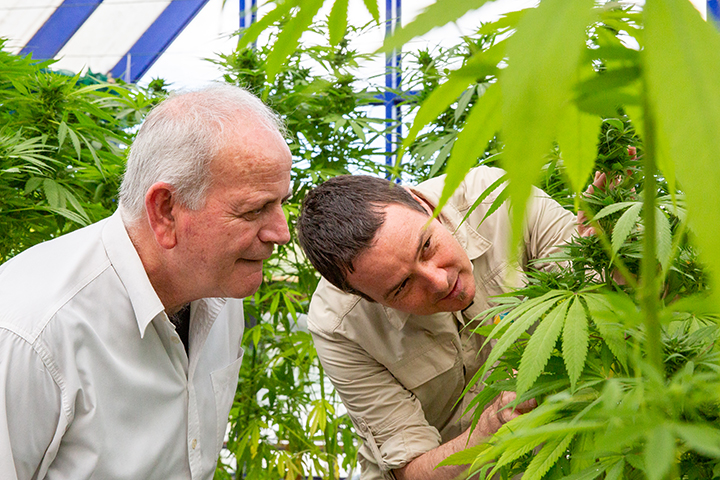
0, 0, 717, 87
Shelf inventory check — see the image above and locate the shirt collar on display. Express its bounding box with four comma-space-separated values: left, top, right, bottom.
409, 183, 492, 263
102, 211, 166, 338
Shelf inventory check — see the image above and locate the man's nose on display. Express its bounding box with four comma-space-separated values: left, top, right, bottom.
259, 206, 291, 245
419, 263, 448, 294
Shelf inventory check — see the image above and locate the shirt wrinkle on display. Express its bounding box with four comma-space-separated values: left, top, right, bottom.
0, 210, 245, 480
308, 166, 579, 480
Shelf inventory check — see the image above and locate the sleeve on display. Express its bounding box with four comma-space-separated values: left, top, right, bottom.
523, 186, 578, 271
310, 327, 442, 477
0, 330, 63, 480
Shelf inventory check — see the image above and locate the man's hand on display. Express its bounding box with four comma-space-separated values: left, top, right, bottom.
577, 146, 637, 237
470, 391, 537, 443
394, 392, 537, 480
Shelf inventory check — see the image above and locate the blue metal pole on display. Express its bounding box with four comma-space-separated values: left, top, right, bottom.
20, 0, 104, 60
385, 0, 402, 171
109, 0, 211, 83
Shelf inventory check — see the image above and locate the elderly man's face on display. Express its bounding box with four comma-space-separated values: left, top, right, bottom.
346, 204, 476, 316
173, 124, 292, 300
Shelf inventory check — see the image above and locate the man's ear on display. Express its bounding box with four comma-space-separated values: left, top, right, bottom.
144, 182, 179, 249
402, 186, 434, 215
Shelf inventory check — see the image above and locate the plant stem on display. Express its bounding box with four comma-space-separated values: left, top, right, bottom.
641, 92, 663, 372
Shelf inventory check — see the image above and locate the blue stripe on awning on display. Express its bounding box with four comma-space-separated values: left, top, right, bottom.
20, 0, 104, 60
109, 0, 211, 83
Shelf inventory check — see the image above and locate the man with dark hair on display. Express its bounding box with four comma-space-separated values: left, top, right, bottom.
0, 85, 292, 479
297, 166, 578, 480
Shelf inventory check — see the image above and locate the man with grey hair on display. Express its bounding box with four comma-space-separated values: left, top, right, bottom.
0, 84, 292, 479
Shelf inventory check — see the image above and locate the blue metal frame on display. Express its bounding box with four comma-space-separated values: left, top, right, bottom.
710, 0, 720, 24
240, 0, 258, 49
20, 0, 104, 60
109, 0, 211, 83
385, 0, 402, 170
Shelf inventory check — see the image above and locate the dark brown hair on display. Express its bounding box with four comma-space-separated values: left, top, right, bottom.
297, 175, 427, 299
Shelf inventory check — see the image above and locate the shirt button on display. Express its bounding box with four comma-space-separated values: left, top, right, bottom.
191, 439, 197, 449
171, 336, 181, 344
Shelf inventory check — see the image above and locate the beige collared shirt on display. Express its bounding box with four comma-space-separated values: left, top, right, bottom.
307, 166, 578, 479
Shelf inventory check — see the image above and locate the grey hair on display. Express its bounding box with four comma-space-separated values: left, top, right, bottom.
118, 83, 285, 224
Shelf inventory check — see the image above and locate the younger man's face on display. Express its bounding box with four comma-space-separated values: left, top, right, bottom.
346, 203, 476, 316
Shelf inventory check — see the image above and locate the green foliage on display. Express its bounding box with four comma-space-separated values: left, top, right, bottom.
0, 39, 158, 261
216, 24, 387, 479
231, 1, 720, 478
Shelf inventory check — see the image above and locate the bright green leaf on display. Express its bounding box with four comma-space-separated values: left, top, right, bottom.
644, 0, 720, 305
435, 82, 502, 216
673, 423, 720, 458
524, 433, 575, 480
644, 425, 675, 480
42, 179, 63, 209
611, 202, 642, 257
381, 0, 492, 53
361, 0, 380, 23
265, 0, 325, 87
399, 41, 506, 160
501, 0, 595, 251
558, 102, 603, 198
237, 0, 296, 51
655, 207, 672, 272
563, 297, 589, 389
517, 299, 570, 395
328, 0, 349, 46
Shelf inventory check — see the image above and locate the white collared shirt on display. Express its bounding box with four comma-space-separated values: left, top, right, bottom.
0, 211, 244, 480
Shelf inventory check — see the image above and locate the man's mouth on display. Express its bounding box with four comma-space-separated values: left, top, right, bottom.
441, 275, 462, 302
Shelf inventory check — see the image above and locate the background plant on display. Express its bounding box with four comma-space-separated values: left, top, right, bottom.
238, 0, 720, 479
0, 41, 159, 261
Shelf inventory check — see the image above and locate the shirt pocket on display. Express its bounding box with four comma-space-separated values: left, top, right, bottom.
211, 349, 244, 453
388, 336, 464, 425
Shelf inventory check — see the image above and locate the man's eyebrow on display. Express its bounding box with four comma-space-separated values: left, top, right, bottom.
382, 228, 431, 301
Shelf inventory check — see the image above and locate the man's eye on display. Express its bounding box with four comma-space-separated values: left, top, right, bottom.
422, 237, 432, 254
243, 208, 264, 220
395, 278, 409, 297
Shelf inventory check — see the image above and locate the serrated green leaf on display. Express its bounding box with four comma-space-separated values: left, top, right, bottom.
501, 0, 595, 251
439, 442, 490, 467
673, 423, 720, 458
559, 459, 615, 480
361, 0, 380, 23
605, 459, 625, 480
46, 207, 90, 226
644, 0, 720, 306
399, 42, 506, 161
524, 433, 575, 480
57, 121, 68, 149
558, 102, 603, 198
489, 434, 550, 477
265, 0, 325, 87
455, 87, 475, 123
517, 299, 570, 395
42, 179, 63, 209
644, 425, 675, 480
237, 0, 295, 50
583, 294, 628, 369
481, 291, 567, 380
459, 173, 507, 227
436, 82, 502, 216
611, 202, 642, 257
563, 297, 589, 389
328, 0, 349, 46
381, 0, 492, 53
66, 127, 82, 160
593, 201, 637, 221
655, 206, 671, 272
24, 177, 42, 194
